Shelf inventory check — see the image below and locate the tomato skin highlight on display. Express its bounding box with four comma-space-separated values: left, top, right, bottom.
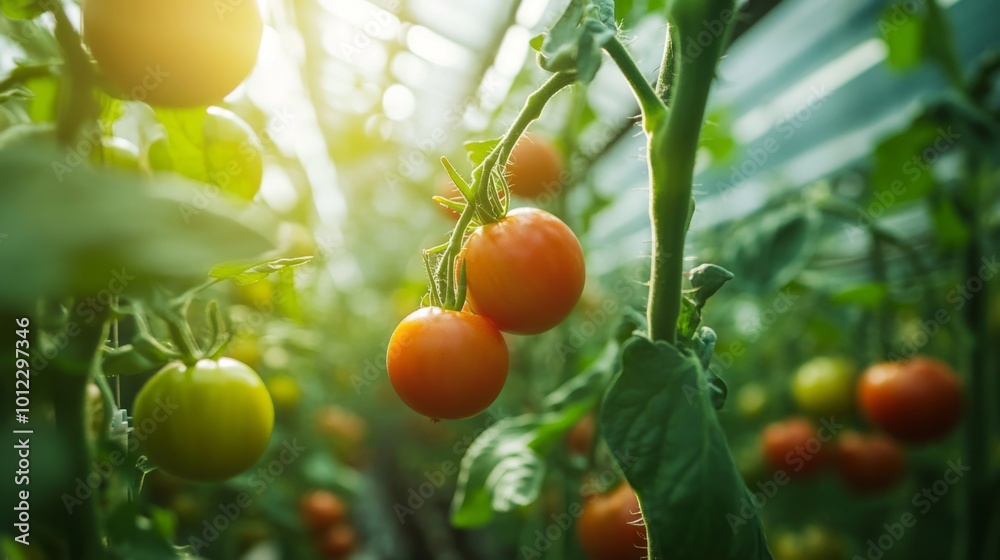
464, 207, 585, 335
857, 357, 962, 444
82, 0, 262, 107
133, 358, 274, 481
577, 484, 646, 560
833, 431, 905, 494
761, 417, 827, 477
505, 135, 565, 200
387, 307, 508, 419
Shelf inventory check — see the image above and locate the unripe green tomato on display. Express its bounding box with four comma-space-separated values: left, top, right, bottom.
792, 357, 854, 415
735, 382, 769, 419
133, 357, 274, 481
147, 107, 263, 200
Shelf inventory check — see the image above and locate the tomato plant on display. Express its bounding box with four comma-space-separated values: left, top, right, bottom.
857, 357, 963, 443
82, 0, 262, 107
133, 358, 274, 481
464, 207, 585, 334
387, 307, 508, 419
833, 431, 906, 494
577, 484, 646, 560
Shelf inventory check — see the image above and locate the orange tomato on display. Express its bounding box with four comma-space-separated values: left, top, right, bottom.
505, 135, 565, 200
464, 207, 585, 335
565, 413, 596, 456
300, 491, 348, 534
857, 357, 962, 444
387, 307, 508, 419
577, 484, 646, 560
82, 0, 262, 107
761, 417, 827, 478
833, 431, 905, 494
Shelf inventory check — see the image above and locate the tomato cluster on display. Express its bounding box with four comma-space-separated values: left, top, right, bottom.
390, 146, 585, 419
300, 491, 358, 559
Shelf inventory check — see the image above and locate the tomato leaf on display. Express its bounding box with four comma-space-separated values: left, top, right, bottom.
210, 257, 312, 285
464, 138, 500, 167
0, 0, 47, 20
601, 337, 773, 560
725, 207, 819, 294
869, 119, 940, 207
830, 282, 888, 308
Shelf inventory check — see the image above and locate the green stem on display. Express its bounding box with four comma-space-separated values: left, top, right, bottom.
51, 317, 111, 560
644, 18, 730, 343
433, 72, 575, 308
603, 37, 666, 131
48, 0, 97, 145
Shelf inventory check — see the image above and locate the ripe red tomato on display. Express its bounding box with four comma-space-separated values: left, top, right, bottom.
133, 358, 274, 481
387, 307, 508, 419
761, 417, 826, 477
464, 207, 585, 335
505, 135, 565, 200
833, 431, 905, 494
317, 524, 357, 558
857, 357, 962, 444
565, 414, 596, 456
82, 0, 262, 107
577, 484, 646, 560
300, 491, 348, 534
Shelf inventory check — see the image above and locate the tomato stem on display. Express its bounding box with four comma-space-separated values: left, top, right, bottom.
603, 37, 666, 131
643, 13, 730, 344
432, 72, 574, 310
48, 0, 98, 146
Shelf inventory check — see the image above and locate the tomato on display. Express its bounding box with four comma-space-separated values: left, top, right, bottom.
464, 207, 585, 334
577, 484, 646, 560
387, 307, 508, 419
771, 526, 846, 560
300, 491, 348, 534
761, 417, 826, 477
133, 358, 274, 481
833, 431, 905, 494
565, 413, 596, 456
314, 406, 368, 451
857, 357, 962, 443
148, 107, 263, 200
226, 335, 262, 369
505, 135, 565, 200
266, 373, 301, 410
317, 524, 357, 558
735, 382, 769, 419
791, 357, 854, 415
82, 0, 262, 107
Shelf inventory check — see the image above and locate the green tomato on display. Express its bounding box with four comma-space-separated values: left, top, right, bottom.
792, 356, 854, 415
147, 106, 263, 200
133, 358, 274, 481
735, 382, 769, 419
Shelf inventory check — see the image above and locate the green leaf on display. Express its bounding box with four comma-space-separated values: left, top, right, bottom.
588, 0, 617, 29
0, 139, 274, 308
1, 0, 46, 20
881, 10, 924, 70
601, 337, 772, 560
24, 74, 59, 123
690, 263, 735, 307
725, 209, 818, 294
101, 345, 164, 377
830, 282, 888, 308
540, 0, 586, 72
541, 342, 617, 412
930, 196, 970, 248
463, 138, 500, 167
450, 413, 579, 527
870, 119, 940, 207
210, 256, 312, 285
